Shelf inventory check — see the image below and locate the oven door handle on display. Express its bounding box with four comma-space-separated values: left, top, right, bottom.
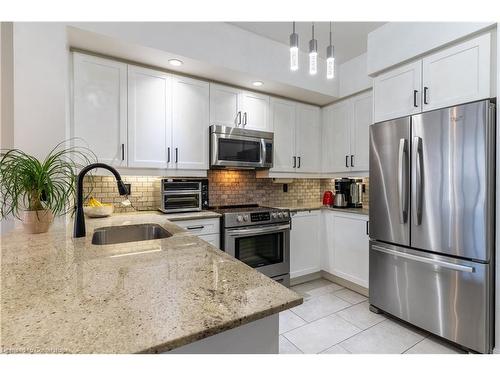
227, 224, 290, 236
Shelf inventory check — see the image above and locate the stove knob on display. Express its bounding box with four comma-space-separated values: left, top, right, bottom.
237, 215, 244, 223
283, 211, 289, 218
278, 212, 284, 218
243, 214, 250, 222
271, 212, 278, 219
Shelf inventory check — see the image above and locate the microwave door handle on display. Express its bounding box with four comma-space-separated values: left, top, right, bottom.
227, 224, 290, 236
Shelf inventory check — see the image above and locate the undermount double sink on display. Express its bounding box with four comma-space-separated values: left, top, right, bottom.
91, 223, 172, 245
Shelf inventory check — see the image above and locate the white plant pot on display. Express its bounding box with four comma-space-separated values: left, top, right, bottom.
22, 209, 54, 234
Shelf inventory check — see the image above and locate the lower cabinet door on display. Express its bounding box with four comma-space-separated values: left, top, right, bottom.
290, 210, 321, 279
199, 233, 220, 249
329, 213, 369, 288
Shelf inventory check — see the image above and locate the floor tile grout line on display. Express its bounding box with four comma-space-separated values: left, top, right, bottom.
401, 335, 428, 354
279, 334, 304, 354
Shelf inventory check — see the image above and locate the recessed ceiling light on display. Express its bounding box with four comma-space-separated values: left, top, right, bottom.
252, 81, 264, 87
168, 59, 183, 67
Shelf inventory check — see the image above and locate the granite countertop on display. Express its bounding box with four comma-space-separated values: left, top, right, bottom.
1, 212, 301, 354
159, 210, 221, 221
275, 204, 369, 217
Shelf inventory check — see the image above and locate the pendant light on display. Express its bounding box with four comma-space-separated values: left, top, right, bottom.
289, 22, 299, 71
309, 22, 318, 75
326, 22, 335, 79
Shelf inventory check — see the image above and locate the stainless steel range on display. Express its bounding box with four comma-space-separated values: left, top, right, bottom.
215, 205, 291, 287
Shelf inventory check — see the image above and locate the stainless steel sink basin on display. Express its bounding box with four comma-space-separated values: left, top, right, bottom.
91, 223, 172, 245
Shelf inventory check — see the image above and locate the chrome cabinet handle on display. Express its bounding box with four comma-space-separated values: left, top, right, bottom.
167, 147, 171, 163
297, 156, 301, 169
293, 156, 297, 168
398, 138, 408, 224
175, 148, 179, 163
423, 87, 429, 105
121, 144, 125, 161
413, 90, 418, 108
371, 245, 475, 273
412, 136, 422, 225
350, 155, 354, 167
345, 155, 349, 168
237, 111, 242, 126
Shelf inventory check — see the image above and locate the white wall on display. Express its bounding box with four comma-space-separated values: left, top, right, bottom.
338, 52, 372, 98
367, 22, 496, 75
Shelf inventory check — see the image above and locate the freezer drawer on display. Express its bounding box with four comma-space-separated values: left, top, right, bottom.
369, 241, 493, 353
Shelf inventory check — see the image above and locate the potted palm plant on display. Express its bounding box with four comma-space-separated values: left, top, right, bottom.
0, 140, 96, 234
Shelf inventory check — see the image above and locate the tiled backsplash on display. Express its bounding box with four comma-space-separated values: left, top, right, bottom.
83, 171, 369, 212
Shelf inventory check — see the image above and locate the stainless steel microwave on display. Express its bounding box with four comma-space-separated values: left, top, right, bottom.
209, 125, 273, 169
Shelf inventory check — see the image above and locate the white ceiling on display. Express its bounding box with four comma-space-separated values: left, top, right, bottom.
229, 22, 385, 64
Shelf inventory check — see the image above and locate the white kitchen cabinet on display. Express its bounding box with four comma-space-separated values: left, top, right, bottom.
322, 91, 372, 174
173, 217, 220, 248
290, 210, 321, 279
270, 98, 296, 172
350, 91, 372, 172
422, 33, 490, 112
373, 60, 422, 123
127, 65, 171, 168
172, 76, 209, 170
323, 211, 369, 288
209, 83, 270, 131
73, 53, 127, 167
270, 99, 321, 174
373, 33, 491, 123
209, 84, 241, 127
296, 104, 321, 173
239, 91, 270, 131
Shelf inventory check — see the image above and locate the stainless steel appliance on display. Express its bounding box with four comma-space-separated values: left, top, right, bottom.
215, 204, 290, 286
159, 178, 209, 213
334, 178, 364, 208
210, 125, 273, 169
369, 99, 496, 353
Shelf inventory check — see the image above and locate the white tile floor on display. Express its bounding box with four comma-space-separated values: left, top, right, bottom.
279, 278, 467, 354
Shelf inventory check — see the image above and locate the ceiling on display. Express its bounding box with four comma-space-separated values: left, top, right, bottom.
229, 22, 385, 64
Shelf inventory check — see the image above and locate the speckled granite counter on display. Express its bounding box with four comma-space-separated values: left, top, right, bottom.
1, 212, 301, 354
274, 204, 369, 217
160, 210, 221, 221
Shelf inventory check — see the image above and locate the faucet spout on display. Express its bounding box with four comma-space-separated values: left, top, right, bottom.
73, 163, 128, 238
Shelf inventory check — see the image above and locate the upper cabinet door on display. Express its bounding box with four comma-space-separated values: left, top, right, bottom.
422, 33, 491, 112
209, 84, 241, 127
350, 91, 372, 172
373, 60, 422, 123
127, 66, 171, 168
172, 76, 210, 170
73, 53, 127, 167
295, 104, 321, 173
269, 98, 296, 173
239, 91, 271, 131
323, 100, 351, 173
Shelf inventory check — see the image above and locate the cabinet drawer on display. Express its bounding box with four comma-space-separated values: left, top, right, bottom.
199, 233, 220, 249
175, 218, 220, 236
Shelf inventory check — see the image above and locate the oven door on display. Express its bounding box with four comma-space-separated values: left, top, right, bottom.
211, 132, 271, 168
162, 191, 202, 213
224, 223, 290, 278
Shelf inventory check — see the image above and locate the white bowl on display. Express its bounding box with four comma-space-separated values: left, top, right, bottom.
83, 205, 114, 218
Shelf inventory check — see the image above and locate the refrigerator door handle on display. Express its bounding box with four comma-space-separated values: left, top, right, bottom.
398, 138, 408, 223
371, 245, 475, 273
412, 136, 423, 225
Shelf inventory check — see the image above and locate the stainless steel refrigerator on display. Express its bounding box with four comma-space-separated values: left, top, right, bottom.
369, 99, 496, 353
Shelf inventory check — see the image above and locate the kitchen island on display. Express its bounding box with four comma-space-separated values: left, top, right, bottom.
1, 212, 302, 354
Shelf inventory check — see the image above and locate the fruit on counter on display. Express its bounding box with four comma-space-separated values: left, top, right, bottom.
86, 197, 112, 207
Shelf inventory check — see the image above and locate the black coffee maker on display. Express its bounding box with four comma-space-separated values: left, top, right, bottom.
334, 178, 364, 208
